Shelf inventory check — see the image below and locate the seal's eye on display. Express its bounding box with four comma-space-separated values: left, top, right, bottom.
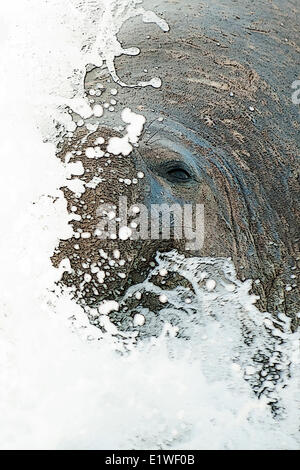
152, 160, 195, 184
166, 167, 191, 182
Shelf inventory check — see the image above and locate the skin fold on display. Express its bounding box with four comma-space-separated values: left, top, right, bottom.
53, 0, 299, 329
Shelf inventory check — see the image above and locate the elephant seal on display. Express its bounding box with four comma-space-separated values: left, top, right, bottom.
52, 0, 299, 329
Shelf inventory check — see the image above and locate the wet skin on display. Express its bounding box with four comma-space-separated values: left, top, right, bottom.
53, 0, 299, 327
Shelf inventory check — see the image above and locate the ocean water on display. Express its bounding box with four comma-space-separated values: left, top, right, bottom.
0, 0, 299, 450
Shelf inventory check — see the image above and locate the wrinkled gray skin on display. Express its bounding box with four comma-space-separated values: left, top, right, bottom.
55, 0, 299, 329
